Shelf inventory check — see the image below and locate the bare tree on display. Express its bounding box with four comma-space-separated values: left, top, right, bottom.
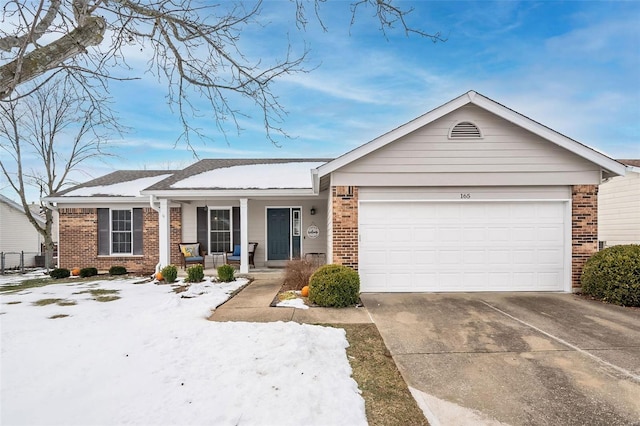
0, 76, 120, 268
0, 0, 442, 146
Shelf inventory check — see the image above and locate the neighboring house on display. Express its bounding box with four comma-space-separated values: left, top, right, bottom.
0, 194, 46, 269
44, 91, 626, 292
598, 159, 640, 247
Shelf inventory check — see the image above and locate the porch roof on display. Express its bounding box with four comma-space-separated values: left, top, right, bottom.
142, 159, 331, 194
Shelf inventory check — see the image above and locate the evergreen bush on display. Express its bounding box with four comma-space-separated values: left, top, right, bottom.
50, 268, 70, 279
161, 265, 178, 283
581, 244, 640, 307
109, 266, 127, 276
217, 264, 235, 282
185, 264, 204, 283
80, 267, 98, 278
308, 264, 360, 308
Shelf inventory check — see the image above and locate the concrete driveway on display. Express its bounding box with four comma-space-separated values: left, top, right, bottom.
361, 292, 640, 426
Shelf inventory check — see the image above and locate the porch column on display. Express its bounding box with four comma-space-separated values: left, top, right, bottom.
158, 198, 171, 267
240, 198, 249, 273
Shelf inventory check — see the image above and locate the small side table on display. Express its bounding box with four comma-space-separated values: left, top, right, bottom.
210, 252, 228, 268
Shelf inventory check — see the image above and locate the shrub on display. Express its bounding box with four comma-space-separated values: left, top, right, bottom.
161, 265, 178, 283
50, 268, 70, 279
581, 244, 640, 307
308, 264, 360, 308
80, 267, 98, 278
283, 258, 317, 291
109, 266, 127, 276
217, 264, 235, 282
185, 264, 204, 283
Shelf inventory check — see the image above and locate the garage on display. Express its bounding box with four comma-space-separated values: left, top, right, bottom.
359, 199, 568, 292
318, 91, 625, 292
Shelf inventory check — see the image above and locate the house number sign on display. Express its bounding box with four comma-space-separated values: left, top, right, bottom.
306, 225, 320, 239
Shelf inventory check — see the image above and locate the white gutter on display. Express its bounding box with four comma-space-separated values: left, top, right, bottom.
140, 188, 318, 198
42, 196, 149, 204
43, 200, 58, 211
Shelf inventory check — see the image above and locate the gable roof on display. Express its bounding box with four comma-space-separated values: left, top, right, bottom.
317, 90, 626, 178
0, 194, 46, 226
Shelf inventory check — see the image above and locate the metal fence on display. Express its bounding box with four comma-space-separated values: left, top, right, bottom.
0, 251, 57, 274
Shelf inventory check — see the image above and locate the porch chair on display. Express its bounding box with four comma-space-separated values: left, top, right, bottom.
226, 242, 258, 268
178, 242, 206, 270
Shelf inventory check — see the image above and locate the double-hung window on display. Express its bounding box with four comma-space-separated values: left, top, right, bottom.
209, 208, 231, 253
98, 208, 143, 255
111, 210, 132, 254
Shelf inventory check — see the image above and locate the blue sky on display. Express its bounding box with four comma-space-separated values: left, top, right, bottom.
2, 0, 639, 202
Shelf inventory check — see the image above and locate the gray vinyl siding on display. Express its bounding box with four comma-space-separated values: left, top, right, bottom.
334, 105, 601, 186
598, 172, 640, 246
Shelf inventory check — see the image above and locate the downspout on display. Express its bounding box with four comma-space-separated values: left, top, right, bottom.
149, 195, 161, 273
149, 195, 160, 212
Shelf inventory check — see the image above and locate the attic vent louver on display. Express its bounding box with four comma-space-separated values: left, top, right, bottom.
450, 121, 482, 139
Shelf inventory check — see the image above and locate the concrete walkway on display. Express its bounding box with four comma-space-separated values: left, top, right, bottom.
209, 271, 372, 324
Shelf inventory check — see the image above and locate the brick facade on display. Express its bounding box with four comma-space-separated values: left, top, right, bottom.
571, 184, 598, 289
331, 186, 359, 269
58, 207, 182, 275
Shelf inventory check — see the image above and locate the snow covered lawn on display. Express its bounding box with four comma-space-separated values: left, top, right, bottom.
0, 276, 366, 425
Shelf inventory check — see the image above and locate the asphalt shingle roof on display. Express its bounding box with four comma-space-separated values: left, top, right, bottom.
618, 159, 640, 168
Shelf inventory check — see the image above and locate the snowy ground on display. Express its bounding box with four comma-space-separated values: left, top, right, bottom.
0, 274, 366, 425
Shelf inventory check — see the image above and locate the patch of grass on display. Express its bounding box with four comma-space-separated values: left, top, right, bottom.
33, 298, 63, 306
88, 289, 119, 296
73, 288, 121, 302
49, 314, 69, 319
331, 323, 429, 426
32, 298, 77, 306
0, 277, 57, 294
277, 291, 298, 301
6, 301, 21, 305
94, 295, 120, 302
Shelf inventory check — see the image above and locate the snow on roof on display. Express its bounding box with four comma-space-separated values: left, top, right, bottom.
65, 174, 174, 197
170, 162, 324, 189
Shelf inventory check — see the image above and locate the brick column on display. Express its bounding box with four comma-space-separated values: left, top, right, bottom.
571, 185, 598, 289
169, 207, 182, 266
331, 186, 359, 269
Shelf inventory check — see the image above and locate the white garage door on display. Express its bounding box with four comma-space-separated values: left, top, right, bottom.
359, 201, 566, 292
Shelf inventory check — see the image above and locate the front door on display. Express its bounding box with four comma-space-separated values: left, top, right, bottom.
267, 208, 290, 260
267, 207, 302, 261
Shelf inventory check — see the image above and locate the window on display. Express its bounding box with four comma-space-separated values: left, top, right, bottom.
97, 208, 143, 256
210, 209, 232, 252
111, 210, 132, 254
292, 210, 301, 237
